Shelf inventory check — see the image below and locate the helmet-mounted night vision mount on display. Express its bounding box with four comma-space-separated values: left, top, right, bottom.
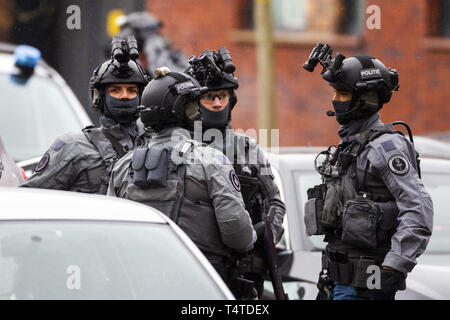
110, 35, 140, 76
187, 46, 238, 89
302, 42, 346, 83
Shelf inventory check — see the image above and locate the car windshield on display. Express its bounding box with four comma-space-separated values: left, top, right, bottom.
0, 221, 226, 300
295, 171, 450, 254
0, 73, 82, 162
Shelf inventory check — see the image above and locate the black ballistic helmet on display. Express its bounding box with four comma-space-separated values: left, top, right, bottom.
329, 55, 398, 106
139, 68, 206, 131
303, 43, 399, 121
90, 36, 150, 113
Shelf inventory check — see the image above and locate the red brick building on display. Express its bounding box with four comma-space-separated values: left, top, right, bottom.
147, 0, 450, 146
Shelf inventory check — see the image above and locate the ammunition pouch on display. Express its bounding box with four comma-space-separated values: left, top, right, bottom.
132, 145, 169, 188
322, 183, 342, 228
304, 198, 325, 236
323, 249, 383, 288
229, 253, 259, 300
305, 182, 342, 236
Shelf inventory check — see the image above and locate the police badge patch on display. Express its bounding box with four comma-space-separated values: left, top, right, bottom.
34, 153, 50, 173
229, 170, 241, 192
388, 155, 409, 175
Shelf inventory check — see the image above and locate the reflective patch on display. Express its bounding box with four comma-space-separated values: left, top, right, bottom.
229, 170, 241, 192
388, 155, 409, 175
34, 153, 50, 173
381, 140, 396, 152
50, 139, 65, 152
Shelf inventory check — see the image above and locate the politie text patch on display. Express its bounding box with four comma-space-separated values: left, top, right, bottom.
174, 81, 196, 94
360, 68, 382, 80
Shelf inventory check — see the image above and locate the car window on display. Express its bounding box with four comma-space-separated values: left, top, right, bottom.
0, 221, 226, 300
294, 170, 450, 253
421, 173, 450, 254
0, 74, 83, 162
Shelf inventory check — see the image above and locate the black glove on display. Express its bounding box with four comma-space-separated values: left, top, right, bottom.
374, 268, 406, 300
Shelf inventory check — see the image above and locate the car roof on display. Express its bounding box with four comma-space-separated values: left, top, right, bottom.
267, 149, 450, 173
0, 187, 168, 224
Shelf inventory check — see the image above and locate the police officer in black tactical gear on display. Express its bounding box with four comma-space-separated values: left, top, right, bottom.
187, 48, 287, 300
107, 68, 257, 292
303, 43, 433, 300
22, 36, 150, 194
116, 11, 189, 77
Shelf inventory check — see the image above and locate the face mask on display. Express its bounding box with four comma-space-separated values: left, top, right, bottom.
104, 93, 139, 124
332, 100, 353, 125
199, 103, 230, 129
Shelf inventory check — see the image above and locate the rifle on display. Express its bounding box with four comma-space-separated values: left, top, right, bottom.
260, 206, 289, 300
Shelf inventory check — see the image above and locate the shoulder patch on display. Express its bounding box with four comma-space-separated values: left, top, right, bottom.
381, 140, 396, 153
388, 155, 410, 175
34, 153, 50, 173
50, 139, 66, 152
229, 169, 241, 192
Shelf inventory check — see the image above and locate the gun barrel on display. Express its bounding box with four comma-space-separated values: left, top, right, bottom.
263, 206, 289, 300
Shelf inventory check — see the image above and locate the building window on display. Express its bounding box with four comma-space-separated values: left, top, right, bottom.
441, 0, 450, 37
427, 0, 450, 38
241, 0, 364, 35
272, 0, 308, 31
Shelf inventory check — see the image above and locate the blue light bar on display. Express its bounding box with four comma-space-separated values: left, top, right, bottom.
14, 45, 41, 70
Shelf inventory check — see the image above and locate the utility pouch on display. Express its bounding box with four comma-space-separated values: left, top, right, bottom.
305, 184, 327, 236
131, 148, 149, 188
351, 256, 377, 288
376, 201, 398, 245
341, 198, 381, 249
145, 145, 169, 187
307, 183, 327, 200
321, 184, 341, 228
304, 198, 325, 236
326, 249, 353, 285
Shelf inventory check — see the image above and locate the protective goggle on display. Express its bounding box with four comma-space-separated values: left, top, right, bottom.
200, 91, 230, 104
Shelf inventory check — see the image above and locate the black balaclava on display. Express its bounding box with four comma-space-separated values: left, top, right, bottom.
332, 90, 380, 125
104, 92, 139, 124
199, 103, 230, 130
332, 100, 353, 125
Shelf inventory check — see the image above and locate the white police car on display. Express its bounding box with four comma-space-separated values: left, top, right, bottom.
0, 43, 92, 177
0, 187, 234, 300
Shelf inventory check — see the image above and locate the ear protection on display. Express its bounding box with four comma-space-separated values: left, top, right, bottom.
185, 101, 201, 121
90, 65, 105, 112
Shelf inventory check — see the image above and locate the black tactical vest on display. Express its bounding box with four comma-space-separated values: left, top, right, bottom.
83, 126, 128, 195
305, 124, 404, 252
124, 141, 233, 262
